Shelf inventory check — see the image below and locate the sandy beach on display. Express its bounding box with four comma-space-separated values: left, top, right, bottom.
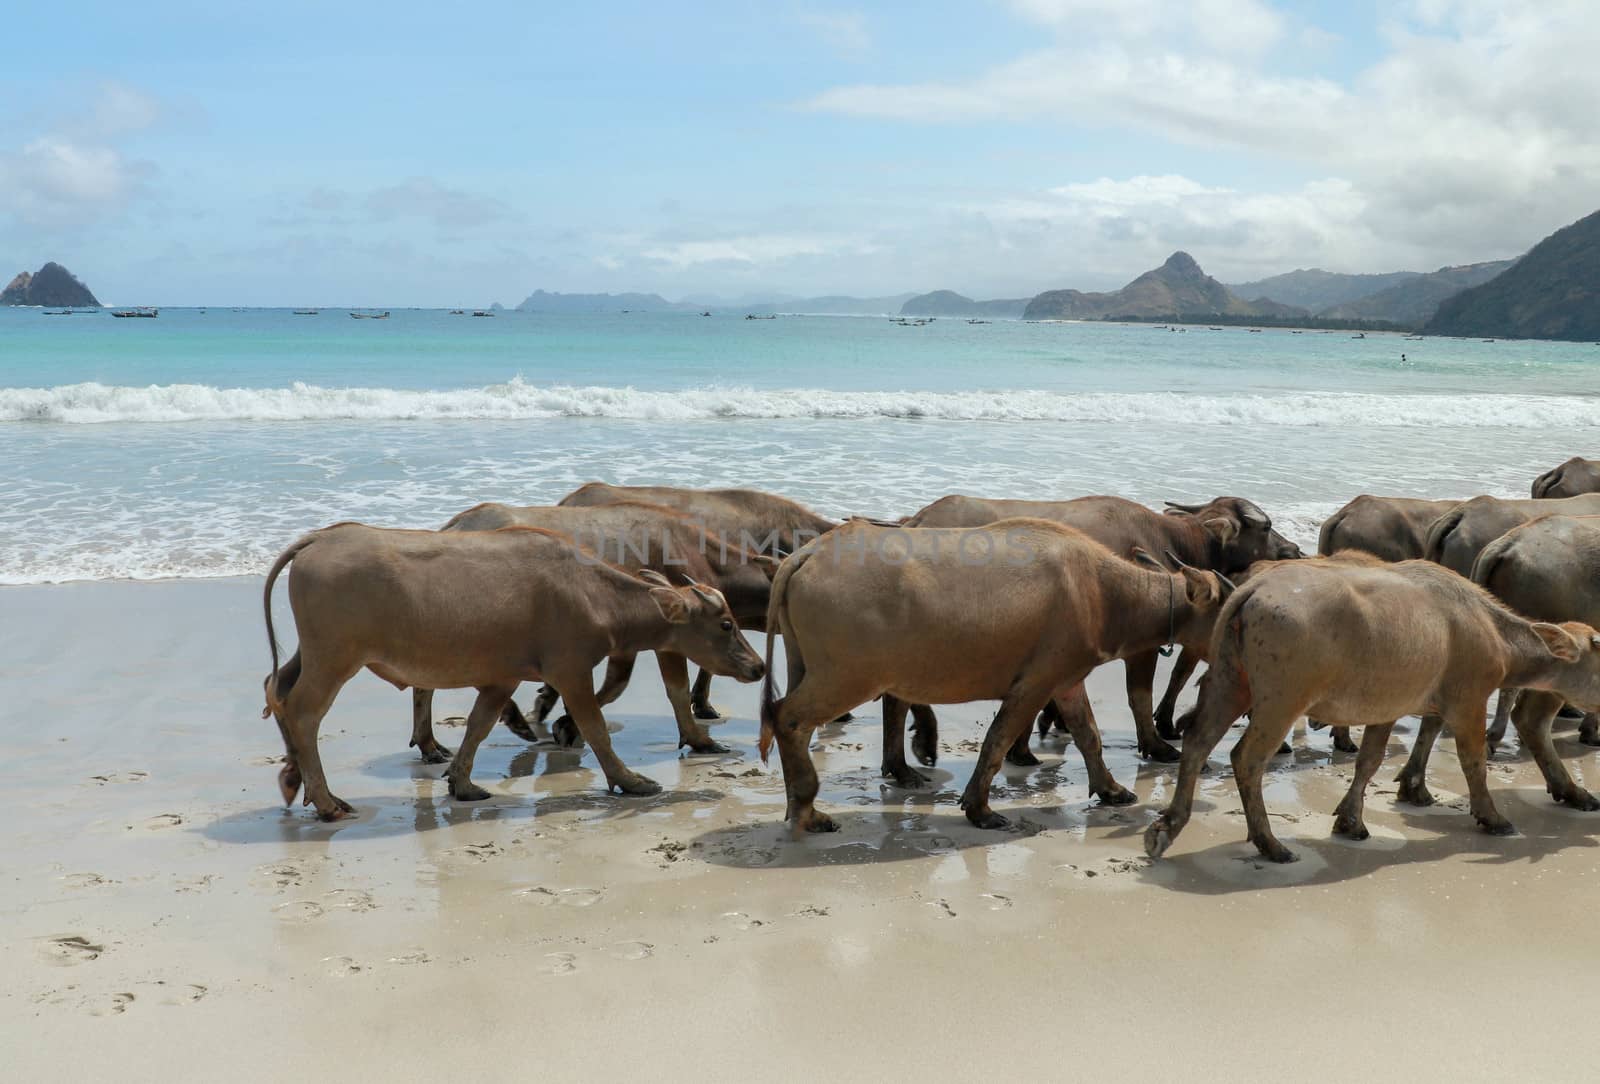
6, 575, 1600, 1080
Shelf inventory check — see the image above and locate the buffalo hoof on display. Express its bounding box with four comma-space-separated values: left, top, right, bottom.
1140, 738, 1181, 763
314, 795, 355, 821
1559, 704, 1586, 720
552, 716, 583, 748
1332, 729, 1358, 754
963, 807, 1011, 831
1477, 814, 1516, 836
1005, 747, 1041, 768
1143, 818, 1173, 858
504, 714, 541, 743
278, 764, 303, 806
450, 780, 492, 802
1275, 741, 1292, 756
1395, 775, 1435, 807
681, 737, 730, 755
1331, 811, 1368, 840
417, 744, 453, 764
1097, 784, 1137, 807
832, 711, 854, 724
1154, 712, 1181, 742
910, 730, 938, 768
692, 702, 722, 721
883, 763, 930, 788
1556, 787, 1600, 812
1251, 837, 1300, 864
792, 808, 839, 834
610, 773, 662, 797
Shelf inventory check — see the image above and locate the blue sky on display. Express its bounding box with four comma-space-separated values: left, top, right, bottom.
3, 1, 1596, 305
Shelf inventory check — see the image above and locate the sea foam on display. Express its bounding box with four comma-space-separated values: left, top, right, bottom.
5, 377, 1600, 427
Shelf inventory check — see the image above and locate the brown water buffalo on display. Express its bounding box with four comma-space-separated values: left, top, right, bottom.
1396, 514, 1600, 808
1144, 554, 1600, 864
559, 482, 840, 717
758, 519, 1232, 835
409, 501, 778, 759
261, 523, 764, 820
1532, 457, 1600, 498
1317, 495, 1460, 563
901, 494, 1299, 762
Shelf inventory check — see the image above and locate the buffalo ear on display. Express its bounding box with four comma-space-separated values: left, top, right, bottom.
1201, 516, 1240, 546
752, 554, 781, 581
1532, 622, 1582, 663
649, 587, 691, 625
637, 569, 673, 588
1180, 566, 1220, 606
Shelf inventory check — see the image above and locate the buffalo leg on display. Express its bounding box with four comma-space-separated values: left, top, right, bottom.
769, 680, 866, 834
909, 703, 939, 767
959, 685, 1054, 830
1331, 726, 1357, 754
881, 696, 930, 787
552, 655, 640, 746
656, 652, 729, 753
556, 676, 662, 796
409, 688, 453, 763
1144, 666, 1252, 858
691, 667, 721, 720
1487, 687, 1516, 751
531, 684, 562, 725
1231, 705, 1303, 862
499, 694, 546, 743
1052, 693, 1134, 805
1126, 651, 1179, 761
276, 660, 358, 821
1007, 698, 1043, 767
1512, 690, 1600, 810
1447, 704, 1513, 835
445, 685, 517, 802
1581, 712, 1600, 747
1395, 713, 1445, 806
1153, 648, 1200, 741
1332, 722, 1393, 840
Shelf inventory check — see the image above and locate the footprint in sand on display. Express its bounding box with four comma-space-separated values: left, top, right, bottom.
541, 952, 577, 976
721, 911, 765, 931
87, 991, 136, 1017
62, 873, 116, 890
135, 813, 184, 831
440, 841, 503, 864
40, 935, 104, 966
252, 863, 304, 892
322, 955, 362, 978
387, 950, 431, 965
981, 893, 1012, 910
273, 900, 325, 922
323, 888, 377, 913
609, 941, 653, 961
90, 770, 149, 785
151, 982, 208, 1006
515, 886, 604, 908
925, 898, 957, 918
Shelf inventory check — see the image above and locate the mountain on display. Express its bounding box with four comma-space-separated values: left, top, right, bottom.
1426, 210, 1600, 340
1320, 261, 1514, 325
899, 290, 1029, 318
1228, 268, 1421, 312
1023, 252, 1303, 321
0, 262, 101, 307
516, 290, 689, 313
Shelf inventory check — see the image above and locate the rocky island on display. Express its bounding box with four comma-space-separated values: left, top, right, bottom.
0, 262, 101, 307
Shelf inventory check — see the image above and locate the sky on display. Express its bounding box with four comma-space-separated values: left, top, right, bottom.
3, 0, 1598, 306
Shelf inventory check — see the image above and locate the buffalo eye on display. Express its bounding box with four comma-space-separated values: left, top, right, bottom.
720, 619, 734, 631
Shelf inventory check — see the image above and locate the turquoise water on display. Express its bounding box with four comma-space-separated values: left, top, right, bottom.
3, 306, 1598, 582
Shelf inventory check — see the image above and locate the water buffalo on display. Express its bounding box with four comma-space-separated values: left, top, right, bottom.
1532, 457, 1600, 498
1396, 514, 1600, 807
559, 482, 839, 717
900, 494, 1299, 762
261, 523, 764, 820
758, 519, 1233, 835
1317, 495, 1460, 563
409, 501, 778, 759
1144, 554, 1600, 863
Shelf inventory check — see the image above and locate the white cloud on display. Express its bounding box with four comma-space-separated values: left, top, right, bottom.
0, 138, 148, 228
364, 178, 516, 230
641, 233, 875, 267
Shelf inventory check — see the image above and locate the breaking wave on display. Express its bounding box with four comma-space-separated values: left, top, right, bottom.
5, 377, 1600, 427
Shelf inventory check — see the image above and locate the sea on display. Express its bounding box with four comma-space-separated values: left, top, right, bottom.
4, 305, 1599, 585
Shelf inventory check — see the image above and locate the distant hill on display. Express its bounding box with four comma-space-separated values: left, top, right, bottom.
900, 290, 1029, 318
0, 262, 100, 307
1427, 209, 1600, 340
1023, 252, 1303, 321
1320, 261, 1514, 325
516, 290, 687, 313
1228, 268, 1421, 312
740, 294, 914, 316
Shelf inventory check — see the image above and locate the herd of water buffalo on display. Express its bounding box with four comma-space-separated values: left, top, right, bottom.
260, 455, 1600, 864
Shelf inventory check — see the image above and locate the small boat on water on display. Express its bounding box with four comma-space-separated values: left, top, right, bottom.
350, 311, 391, 319
449, 309, 466, 315
745, 313, 777, 320
111, 307, 158, 318
966, 318, 990, 324
292, 309, 320, 315
471, 310, 494, 317
1352, 332, 1366, 339
43, 310, 73, 316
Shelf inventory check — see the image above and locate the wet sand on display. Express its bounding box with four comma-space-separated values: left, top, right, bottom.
5, 577, 1600, 1080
